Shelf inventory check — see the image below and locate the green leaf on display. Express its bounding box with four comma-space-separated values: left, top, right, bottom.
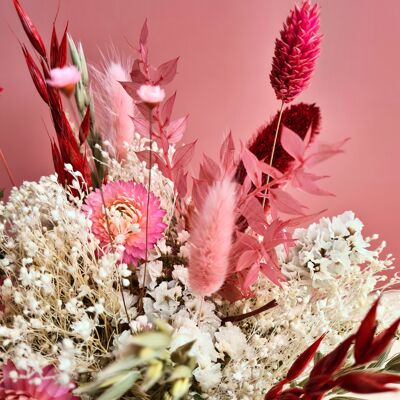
97, 371, 140, 400
170, 340, 196, 364
129, 331, 171, 349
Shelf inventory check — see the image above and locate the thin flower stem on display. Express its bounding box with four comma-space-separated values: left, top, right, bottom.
66, 93, 133, 330
138, 107, 154, 312
0, 148, 16, 187
221, 299, 278, 324
262, 101, 285, 209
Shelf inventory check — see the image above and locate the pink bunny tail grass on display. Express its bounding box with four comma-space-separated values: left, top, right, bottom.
270, 0, 322, 103
92, 59, 134, 160
188, 178, 237, 297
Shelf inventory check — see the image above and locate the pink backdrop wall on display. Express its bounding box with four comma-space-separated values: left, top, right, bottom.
1, 1, 400, 262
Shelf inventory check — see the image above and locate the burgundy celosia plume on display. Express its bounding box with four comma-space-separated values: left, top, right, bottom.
270, 0, 322, 103
236, 102, 321, 184
188, 178, 237, 297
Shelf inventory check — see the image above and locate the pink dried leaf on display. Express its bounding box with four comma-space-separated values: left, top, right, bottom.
174, 168, 188, 198
239, 196, 267, 236
269, 187, 307, 215
140, 42, 148, 65
139, 19, 148, 46
157, 57, 179, 85
241, 146, 263, 187
235, 250, 259, 273
135, 150, 169, 177
199, 155, 220, 185
306, 138, 350, 167
292, 169, 334, 196
220, 131, 236, 171
281, 125, 305, 162
130, 60, 147, 84
130, 116, 151, 138
172, 140, 196, 171
161, 91, 176, 125
241, 262, 261, 290
165, 115, 188, 143
260, 260, 285, 286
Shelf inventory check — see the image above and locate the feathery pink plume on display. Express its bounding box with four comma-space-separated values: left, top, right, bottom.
270, 0, 322, 103
188, 178, 237, 296
94, 61, 135, 160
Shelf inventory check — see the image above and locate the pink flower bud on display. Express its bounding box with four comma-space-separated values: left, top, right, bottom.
47, 66, 81, 97
137, 84, 165, 105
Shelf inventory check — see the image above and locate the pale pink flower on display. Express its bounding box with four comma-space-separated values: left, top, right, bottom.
270, 0, 322, 103
0, 360, 79, 400
83, 180, 166, 265
47, 66, 81, 96
137, 84, 165, 105
188, 178, 237, 296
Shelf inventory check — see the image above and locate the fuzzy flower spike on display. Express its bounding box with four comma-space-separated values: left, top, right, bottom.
270, 0, 322, 103
83, 180, 166, 265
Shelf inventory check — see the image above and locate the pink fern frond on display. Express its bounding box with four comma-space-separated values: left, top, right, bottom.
188, 178, 237, 296
270, 0, 322, 103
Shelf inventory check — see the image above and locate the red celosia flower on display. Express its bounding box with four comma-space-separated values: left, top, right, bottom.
235, 103, 321, 184
270, 0, 322, 103
0, 360, 79, 400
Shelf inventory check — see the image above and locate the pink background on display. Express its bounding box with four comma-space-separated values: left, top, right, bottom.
0, 1, 400, 263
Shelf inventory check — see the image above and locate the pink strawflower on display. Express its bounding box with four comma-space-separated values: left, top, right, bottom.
137, 84, 165, 105
47, 66, 81, 96
270, 0, 322, 103
0, 360, 79, 400
188, 178, 237, 296
83, 180, 166, 265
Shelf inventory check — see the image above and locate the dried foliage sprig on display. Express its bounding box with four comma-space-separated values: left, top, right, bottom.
265, 298, 400, 399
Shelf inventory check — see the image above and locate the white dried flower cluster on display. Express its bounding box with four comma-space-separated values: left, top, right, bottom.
0, 175, 130, 380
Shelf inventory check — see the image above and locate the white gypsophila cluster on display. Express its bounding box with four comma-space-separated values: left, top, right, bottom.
100, 134, 176, 221
0, 174, 131, 382
204, 211, 400, 399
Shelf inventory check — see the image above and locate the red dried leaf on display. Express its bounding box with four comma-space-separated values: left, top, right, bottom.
58, 23, 69, 68
21, 45, 49, 104
161, 92, 176, 125
157, 57, 179, 85
336, 372, 400, 394
264, 379, 288, 400
50, 25, 59, 69
13, 0, 46, 57
310, 334, 355, 379
363, 317, 400, 364
79, 107, 91, 145
172, 140, 196, 171
50, 139, 66, 184
304, 375, 335, 397
286, 334, 326, 381
354, 299, 379, 365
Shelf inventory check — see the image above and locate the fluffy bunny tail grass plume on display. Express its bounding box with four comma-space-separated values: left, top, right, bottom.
92, 57, 134, 160
188, 178, 237, 296
270, 0, 322, 103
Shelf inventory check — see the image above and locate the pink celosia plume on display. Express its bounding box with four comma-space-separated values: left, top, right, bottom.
83, 180, 166, 265
0, 360, 79, 400
93, 61, 135, 160
270, 0, 322, 103
188, 178, 237, 296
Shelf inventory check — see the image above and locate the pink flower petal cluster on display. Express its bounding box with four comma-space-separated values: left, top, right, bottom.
270, 0, 322, 103
83, 180, 166, 265
137, 84, 165, 105
0, 360, 79, 400
47, 66, 81, 96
